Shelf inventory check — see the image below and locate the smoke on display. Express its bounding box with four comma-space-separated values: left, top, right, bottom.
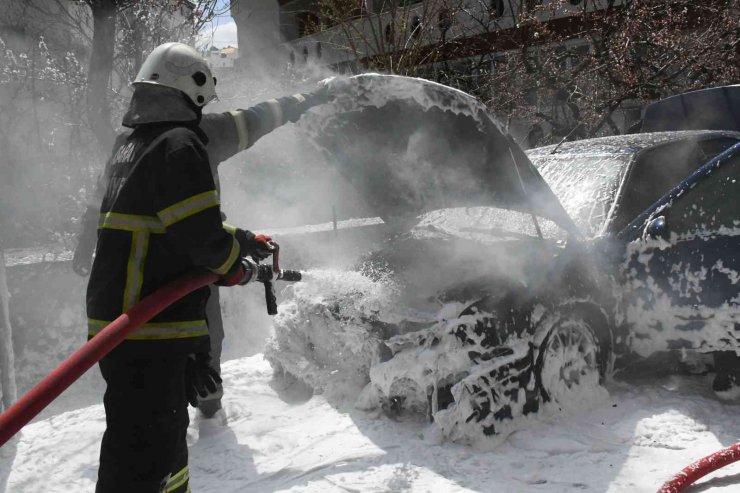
0, 28, 104, 412
0, 30, 96, 250
0, 30, 354, 404
0, 28, 594, 431
262, 75, 606, 428
208, 67, 374, 233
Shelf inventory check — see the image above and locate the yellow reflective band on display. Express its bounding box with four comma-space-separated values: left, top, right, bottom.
122, 231, 149, 312
88, 319, 209, 340
158, 190, 220, 228
165, 465, 190, 492
266, 99, 284, 127
98, 213, 166, 233
291, 93, 306, 103
223, 223, 237, 234
229, 110, 249, 151
211, 235, 240, 275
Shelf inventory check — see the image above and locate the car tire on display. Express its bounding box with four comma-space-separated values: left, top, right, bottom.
535, 315, 603, 408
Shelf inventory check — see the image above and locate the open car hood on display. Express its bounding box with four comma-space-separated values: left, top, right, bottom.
301, 74, 580, 237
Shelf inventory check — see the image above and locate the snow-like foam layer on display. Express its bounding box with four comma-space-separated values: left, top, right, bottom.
265, 268, 405, 401
619, 227, 740, 356
7, 354, 740, 492
301, 74, 496, 137
268, 262, 612, 448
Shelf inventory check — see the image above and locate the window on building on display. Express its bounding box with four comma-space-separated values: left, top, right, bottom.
525, 0, 542, 12
525, 88, 539, 106
410, 16, 422, 39
438, 8, 452, 33
351, 0, 366, 18
296, 11, 320, 38
373, 0, 390, 13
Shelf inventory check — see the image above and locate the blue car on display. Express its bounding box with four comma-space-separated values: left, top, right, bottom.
615, 142, 740, 392
529, 133, 740, 394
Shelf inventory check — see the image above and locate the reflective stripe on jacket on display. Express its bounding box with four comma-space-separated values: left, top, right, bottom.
86, 124, 238, 344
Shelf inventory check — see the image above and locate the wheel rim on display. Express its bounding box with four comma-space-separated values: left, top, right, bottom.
540, 320, 600, 403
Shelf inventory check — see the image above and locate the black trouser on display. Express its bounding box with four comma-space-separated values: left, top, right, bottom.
96, 343, 191, 493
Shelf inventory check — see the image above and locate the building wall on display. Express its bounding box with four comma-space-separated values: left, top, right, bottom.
281, 0, 619, 67
0, 0, 91, 55
231, 0, 284, 72
276, 0, 644, 140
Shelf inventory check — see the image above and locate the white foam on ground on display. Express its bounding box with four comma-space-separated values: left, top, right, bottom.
3, 355, 740, 492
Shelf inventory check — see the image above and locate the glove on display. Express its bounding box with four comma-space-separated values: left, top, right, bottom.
185, 353, 223, 408
235, 229, 277, 261
252, 234, 277, 260
217, 256, 257, 287
217, 256, 278, 286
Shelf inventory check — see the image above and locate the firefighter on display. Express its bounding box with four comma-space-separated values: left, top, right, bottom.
73, 43, 346, 422
78, 43, 343, 493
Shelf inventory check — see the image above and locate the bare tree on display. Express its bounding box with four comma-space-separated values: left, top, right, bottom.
303, 0, 739, 143
86, 0, 118, 150
0, 0, 225, 247
85, 0, 224, 149
306, 0, 499, 74
477, 0, 740, 143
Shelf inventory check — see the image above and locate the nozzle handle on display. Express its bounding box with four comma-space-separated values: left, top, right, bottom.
277, 269, 302, 282
264, 281, 277, 315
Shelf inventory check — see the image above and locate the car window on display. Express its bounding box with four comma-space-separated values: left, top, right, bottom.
415, 207, 567, 242
697, 138, 740, 159
611, 138, 740, 233
666, 151, 740, 234
531, 153, 632, 238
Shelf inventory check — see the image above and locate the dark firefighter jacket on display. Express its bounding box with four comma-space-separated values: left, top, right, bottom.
85, 86, 324, 346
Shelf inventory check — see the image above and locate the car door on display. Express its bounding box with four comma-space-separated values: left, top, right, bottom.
617, 144, 740, 356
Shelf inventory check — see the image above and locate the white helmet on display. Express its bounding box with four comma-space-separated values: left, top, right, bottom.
133, 42, 217, 107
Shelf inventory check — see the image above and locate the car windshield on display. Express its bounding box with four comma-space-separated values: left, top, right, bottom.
528, 153, 633, 238
413, 206, 567, 242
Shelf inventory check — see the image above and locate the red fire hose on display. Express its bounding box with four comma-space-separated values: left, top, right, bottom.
0, 271, 217, 448
658, 443, 740, 492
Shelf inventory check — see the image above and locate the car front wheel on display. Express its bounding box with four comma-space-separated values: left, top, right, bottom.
536, 317, 603, 409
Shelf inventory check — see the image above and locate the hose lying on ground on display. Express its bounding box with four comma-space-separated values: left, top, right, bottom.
658, 442, 740, 492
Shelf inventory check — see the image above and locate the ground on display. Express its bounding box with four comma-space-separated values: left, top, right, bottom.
2, 355, 740, 492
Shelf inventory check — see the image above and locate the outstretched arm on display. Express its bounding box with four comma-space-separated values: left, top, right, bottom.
200, 90, 328, 167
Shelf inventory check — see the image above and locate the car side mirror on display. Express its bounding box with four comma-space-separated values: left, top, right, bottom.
644, 216, 667, 240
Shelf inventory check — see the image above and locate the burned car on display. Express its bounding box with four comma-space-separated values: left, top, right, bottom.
528, 133, 740, 394
266, 75, 616, 446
